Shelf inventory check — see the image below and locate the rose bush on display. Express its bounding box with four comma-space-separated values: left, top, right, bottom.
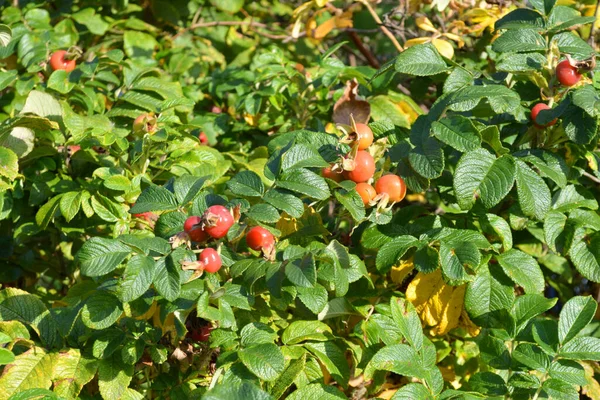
1, 0, 600, 399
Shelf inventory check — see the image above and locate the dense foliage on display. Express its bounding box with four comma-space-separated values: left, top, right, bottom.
2, 0, 600, 399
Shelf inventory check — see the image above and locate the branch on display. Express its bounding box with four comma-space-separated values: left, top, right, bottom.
347, 31, 380, 68
356, 0, 404, 53
583, 171, 600, 185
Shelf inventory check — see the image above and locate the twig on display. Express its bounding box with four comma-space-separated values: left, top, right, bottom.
347, 31, 380, 68
583, 171, 600, 184
356, 0, 404, 53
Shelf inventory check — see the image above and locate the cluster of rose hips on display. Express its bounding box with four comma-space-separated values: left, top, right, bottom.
180, 205, 276, 275
530, 57, 591, 128
322, 119, 407, 208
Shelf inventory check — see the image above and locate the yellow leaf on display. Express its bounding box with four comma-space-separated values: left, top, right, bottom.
406, 270, 475, 336
391, 258, 414, 284
310, 11, 353, 39
416, 17, 439, 33
460, 309, 481, 337
405, 37, 431, 48
432, 38, 454, 59
443, 32, 464, 48
315, 0, 329, 6
293, 1, 315, 17
463, 7, 509, 36
244, 112, 258, 126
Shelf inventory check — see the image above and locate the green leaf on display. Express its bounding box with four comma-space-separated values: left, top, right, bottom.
559, 337, 600, 360
465, 263, 515, 328
123, 31, 158, 58
77, 237, 131, 277
227, 171, 264, 197
335, 188, 365, 222
558, 295, 597, 345
364, 344, 425, 380
210, 0, 244, 13
512, 343, 550, 371
495, 8, 546, 30
514, 149, 568, 188
287, 383, 346, 400
240, 323, 277, 347
454, 149, 516, 210
285, 255, 317, 288
544, 211, 568, 253
281, 321, 333, 345
513, 294, 557, 333
72, 8, 109, 35
479, 335, 512, 370
571, 85, 600, 117
496, 52, 547, 73
431, 115, 481, 152
304, 342, 350, 388
204, 382, 273, 400
569, 231, 600, 282
98, 353, 134, 400
35, 195, 63, 230
0, 24, 11, 47
270, 354, 306, 399
390, 297, 423, 350
552, 32, 595, 58
81, 290, 123, 330
59, 191, 83, 222
153, 249, 191, 302
529, 0, 557, 14
515, 160, 551, 220
562, 104, 598, 144
129, 185, 178, 213
0, 147, 18, 180
118, 255, 156, 303
93, 330, 126, 359
410, 119, 445, 179
492, 30, 546, 53
533, 319, 559, 355
53, 349, 98, 399
481, 213, 512, 251
0, 348, 14, 365
413, 245, 440, 274
446, 85, 522, 116
376, 235, 420, 272
480, 125, 510, 155
276, 168, 330, 200
391, 383, 434, 400
0, 70, 17, 91
395, 43, 448, 76
239, 343, 285, 382
468, 372, 507, 396
541, 378, 579, 400
263, 189, 304, 218
553, 185, 598, 212
247, 203, 280, 223
47, 70, 76, 94
297, 284, 328, 314
548, 360, 587, 386
440, 240, 478, 285
0, 288, 61, 349
104, 175, 132, 191
0, 347, 56, 399
281, 144, 328, 171
496, 249, 544, 293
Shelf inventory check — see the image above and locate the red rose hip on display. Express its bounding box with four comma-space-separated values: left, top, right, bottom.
49, 50, 76, 72
531, 103, 557, 128
202, 205, 234, 239
375, 174, 407, 203
345, 151, 375, 183
556, 60, 581, 87
246, 226, 275, 251
200, 248, 222, 273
